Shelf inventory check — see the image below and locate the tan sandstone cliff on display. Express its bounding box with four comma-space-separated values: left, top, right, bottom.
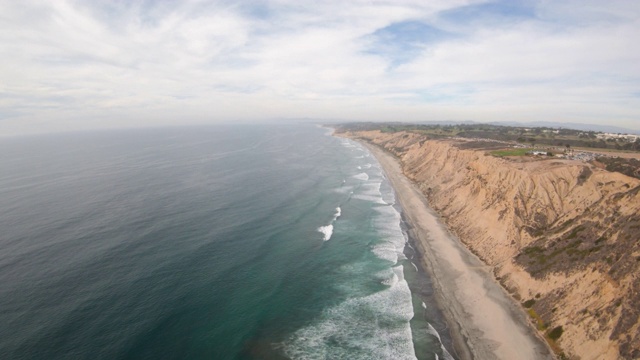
344, 130, 640, 360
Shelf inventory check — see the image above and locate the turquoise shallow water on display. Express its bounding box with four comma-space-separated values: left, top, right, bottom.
0, 124, 454, 359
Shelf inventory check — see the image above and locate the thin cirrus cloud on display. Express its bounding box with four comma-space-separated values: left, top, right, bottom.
0, 0, 639, 134
365, 21, 458, 66
439, 0, 537, 24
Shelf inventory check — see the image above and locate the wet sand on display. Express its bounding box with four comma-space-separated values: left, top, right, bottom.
362, 142, 554, 360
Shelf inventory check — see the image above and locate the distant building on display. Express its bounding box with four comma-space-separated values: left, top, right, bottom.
596, 133, 639, 142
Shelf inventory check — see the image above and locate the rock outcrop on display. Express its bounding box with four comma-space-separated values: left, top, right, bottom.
344, 130, 640, 360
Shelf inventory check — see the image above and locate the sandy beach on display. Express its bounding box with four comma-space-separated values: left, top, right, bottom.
361, 142, 554, 360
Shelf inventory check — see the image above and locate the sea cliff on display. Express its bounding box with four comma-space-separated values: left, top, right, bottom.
341, 130, 640, 360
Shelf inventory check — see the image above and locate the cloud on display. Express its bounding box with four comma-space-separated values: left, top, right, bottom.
0, 0, 639, 134
439, 0, 537, 25
364, 20, 457, 66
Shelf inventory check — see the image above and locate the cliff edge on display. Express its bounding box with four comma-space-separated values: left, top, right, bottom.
343, 130, 640, 360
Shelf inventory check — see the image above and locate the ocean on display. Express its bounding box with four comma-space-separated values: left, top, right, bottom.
0, 124, 454, 359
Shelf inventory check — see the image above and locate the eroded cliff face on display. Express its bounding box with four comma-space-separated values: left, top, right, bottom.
346, 130, 640, 360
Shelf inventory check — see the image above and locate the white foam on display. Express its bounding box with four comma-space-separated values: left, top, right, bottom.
352, 182, 386, 204
333, 185, 353, 194
341, 140, 357, 148
284, 266, 416, 360
293, 143, 421, 358
426, 323, 440, 339
427, 323, 455, 360
353, 172, 369, 181
362, 181, 382, 195
318, 224, 334, 241
379, 178, 397, 205
373, 244, 400, 263
317, 207, 342, 241
370, 204, 406, 263
380, 274, 397, 287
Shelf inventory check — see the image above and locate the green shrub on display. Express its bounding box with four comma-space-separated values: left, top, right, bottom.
523, 246, 544, 254
548, 326, 564, 340
523, 299, 536, 308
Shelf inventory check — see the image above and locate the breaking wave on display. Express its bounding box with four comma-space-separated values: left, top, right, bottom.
317, 207, 342, 241
284, 265, 416, 360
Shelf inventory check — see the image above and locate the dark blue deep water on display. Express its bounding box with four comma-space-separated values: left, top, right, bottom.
0, 124, 454, 359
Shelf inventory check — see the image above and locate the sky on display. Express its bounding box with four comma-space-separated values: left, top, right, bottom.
1, 0, 640, 134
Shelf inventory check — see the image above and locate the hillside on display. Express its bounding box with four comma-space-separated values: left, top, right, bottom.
340, 129, 640, 360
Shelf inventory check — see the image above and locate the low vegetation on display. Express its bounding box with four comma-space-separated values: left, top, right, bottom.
547, 326, 564, 340
597, 156, 640, 179
490, 148, 533, 157
335, 122, 640, 152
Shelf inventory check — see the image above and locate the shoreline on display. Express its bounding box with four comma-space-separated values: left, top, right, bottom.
359, 140, 554, 360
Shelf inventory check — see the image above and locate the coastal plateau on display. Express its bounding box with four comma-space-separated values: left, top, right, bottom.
339, 129, 640, 360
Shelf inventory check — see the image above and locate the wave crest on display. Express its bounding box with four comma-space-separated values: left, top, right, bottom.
317, 207, 341, 241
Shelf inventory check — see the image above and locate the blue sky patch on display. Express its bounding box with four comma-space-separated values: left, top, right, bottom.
366, 21, 454, 66
440, 0, 537, 25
